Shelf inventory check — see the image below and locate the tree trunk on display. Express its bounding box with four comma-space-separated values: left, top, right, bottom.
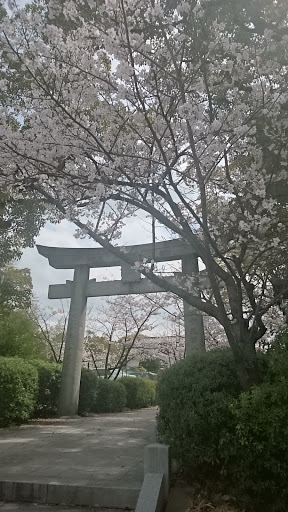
232, 342, 260, 390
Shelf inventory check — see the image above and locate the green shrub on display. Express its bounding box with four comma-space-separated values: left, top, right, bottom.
0, 357, 38, 427
227, 334, 288, 511
120, 377, 157, 409
156, 343, 288, 510
141, 379, 157, 406
30, 360, 62, 418
78, 369, 99, 415
156, 349, 241, 477
231, 378, 288, 512
92, 379, 126, 413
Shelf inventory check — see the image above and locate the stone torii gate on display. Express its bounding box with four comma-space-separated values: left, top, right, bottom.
37, 239, 205, 416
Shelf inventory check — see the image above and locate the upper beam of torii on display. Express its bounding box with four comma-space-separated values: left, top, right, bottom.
37, 238, 197, 268
37, 239, 205, 417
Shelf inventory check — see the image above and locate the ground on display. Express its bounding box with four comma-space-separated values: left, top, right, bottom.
166, 487, 243, 512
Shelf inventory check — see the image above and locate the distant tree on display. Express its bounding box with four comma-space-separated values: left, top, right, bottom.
0, 309, 47, 359
0, 266, 47, 360
140, 358, 163, 373
0, 193, 46, 267
0, 265, 33, 311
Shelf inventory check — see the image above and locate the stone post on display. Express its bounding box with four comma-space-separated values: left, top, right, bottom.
144, 444, 170, 500
58, 265, 90, 416
181, 255, 205, 354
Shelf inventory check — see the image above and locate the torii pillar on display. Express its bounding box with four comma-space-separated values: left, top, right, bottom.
182, 254, 205, 354
58, 265, 90, 416
37, 240, 205, 416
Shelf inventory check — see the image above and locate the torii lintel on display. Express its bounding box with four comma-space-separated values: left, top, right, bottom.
36, 239, 198, 269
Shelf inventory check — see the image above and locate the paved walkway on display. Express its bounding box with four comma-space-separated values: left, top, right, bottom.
0, 505, 119, 511
0, 408, 156, 509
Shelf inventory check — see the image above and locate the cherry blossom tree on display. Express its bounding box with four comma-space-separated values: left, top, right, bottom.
1, 0, 288, 387
84, 294, 162, 378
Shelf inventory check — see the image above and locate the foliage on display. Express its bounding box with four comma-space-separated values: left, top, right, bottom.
93, 378, 127, 413
226, 331, 288, 511
156, 341, 288, 511
0, 265, 47, 361
0, 356, 38, 427
140, 358, 163, 373
0, 192, 46, 268
0, 6, 45, 267
265, 328, 288, 380
120, 377, 157, 409
0, 309, 47, 360
30, 360, 62, 418
156, 349, 241, 476
0, 266, 33, 311
231, 378, 288, 512
78, 368, 99, 415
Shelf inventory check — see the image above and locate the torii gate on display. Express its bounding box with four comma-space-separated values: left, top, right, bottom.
37, 239, 205, 416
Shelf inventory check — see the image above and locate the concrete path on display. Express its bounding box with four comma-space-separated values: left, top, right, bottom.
0, 505, 120, 511
0, 408, 156, 509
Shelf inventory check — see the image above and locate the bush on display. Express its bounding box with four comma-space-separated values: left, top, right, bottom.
78, 369, 99, 415
0, 357, 38, 427
93, 379, 126, 413
229, 335, 288, 511
156, 349, 241, 477
78, 372, 127, 414
120, 377, 157, 409
30, 360, 62, 418
231, 378, 288, 512
156, 343, 288, 511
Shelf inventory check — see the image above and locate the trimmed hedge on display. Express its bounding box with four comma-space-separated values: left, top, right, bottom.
93, 378, 127, 413
78, 368, 99, 415
0, 357, 38, 427
119, 377, 157, 409
30, 360, 62, 418
156, 349, 241, 476
79, 372, 127, 414
0, 359, 156, 427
